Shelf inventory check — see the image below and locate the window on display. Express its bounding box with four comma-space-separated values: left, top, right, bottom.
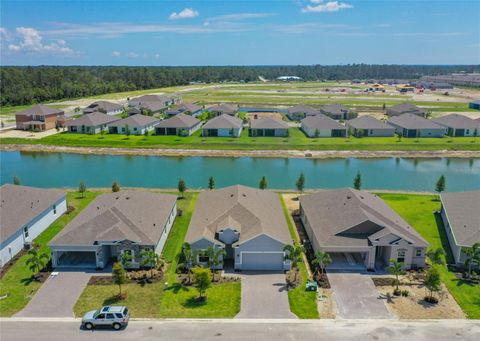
198, 254, 209, 263
115, 313, 123, 318
23, 226, 29, 239
122, 249, 134, 258
96, 313, 106, 319
53, 204, 57, 215
466, 129, 470, 134
415, 249, 422, 257
106, 313, 115, 319
397, 250, 406, 263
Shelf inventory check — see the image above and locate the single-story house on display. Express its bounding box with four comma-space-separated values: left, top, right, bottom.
15, 105, 66, 131
386, 103, 426, 117
49, 191, 177, 269
108, 114, 159, 135
249, 117, 289, 137
440, 191, 480, 266
65, 112, 119, 134
127, 107, 142, 116
433, 114, 479, 137
299, 188, 429, 271
301, 114, 347, 137
166, 103, 203, 117
0, 184, 67, 267
155, 113, 202, 136
320, 103, 357, 120
185, 185, 292, 271
202, 114, 243, 137
207, 104, 238, 117
346, 116, 396, 137
286, 105, 319, 120
83, 101, 124, 115
468, 100, 480, 110
388, 114, 446, 138
128, 95, 178, 114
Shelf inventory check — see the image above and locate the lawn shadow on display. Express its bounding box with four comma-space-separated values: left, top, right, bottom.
102, 295, 123, 306
165, 283, 189, 294
182, 296, 207, 309
20, 276, 36, 286
433, 212, 455, 264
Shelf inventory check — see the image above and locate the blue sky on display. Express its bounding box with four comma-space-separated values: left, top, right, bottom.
1, 0, 479, 65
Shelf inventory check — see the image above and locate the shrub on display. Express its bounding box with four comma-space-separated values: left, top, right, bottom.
401, 289, 410, 297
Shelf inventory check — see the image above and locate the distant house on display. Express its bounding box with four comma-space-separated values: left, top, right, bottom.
65, 112, 119, 134
166, 103, 203, 117
388, 114, 446, 138
128, 95, 178, 114
440, 191, 480, 266
207, 104, 238, 116
286, 105, 319, 120
249, 117, 289, 137
185, 185, 292, 271
15, 105, 65, 131
301, 114, 347, 138
155, 113, 202, 136
469, 100, 480, 110
346, 116, 395, 137
108, 114, 159, 135
432, 114, 478, 137
127, 107, 142, 116
386, 103, 426, 117
49, 191, 177, 269
202, 114, 243, 137
83, 101, 123, 115
299, 189, 429, 271
0, 184, 67, 267
320, 103, 357, 120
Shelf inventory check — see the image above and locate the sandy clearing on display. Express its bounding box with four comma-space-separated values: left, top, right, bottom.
0, 128, 61, 139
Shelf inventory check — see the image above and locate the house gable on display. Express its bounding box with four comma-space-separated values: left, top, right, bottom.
236, 233, 287, 252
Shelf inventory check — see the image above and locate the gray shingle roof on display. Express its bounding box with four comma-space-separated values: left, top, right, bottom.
432, 114, 478, 129
186, 185, 291, 246
207, 104, 237, 115
440, 191, 480, 247
346, 116, 395, 130
156, 113, 201, 129
66, 112, 119, 127
50, 191, 177, 246
250, 117, 289, 129
301, 114, 346, 130
388, 113, 445, 130
202, 114, 243, 129
387, 103, 426, 117
108, 114, 159, 128
287, 105, 319, 116
320, 103, 351, 115
15, 105, 64, 117
0, 184, 66, 244
299, 189, 429, 248
86, 101, 123, 112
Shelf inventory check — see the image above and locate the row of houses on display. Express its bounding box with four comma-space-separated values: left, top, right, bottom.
2, 184, 477, 271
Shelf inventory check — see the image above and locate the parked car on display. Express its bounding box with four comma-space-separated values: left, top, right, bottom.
81, 306, 130, 330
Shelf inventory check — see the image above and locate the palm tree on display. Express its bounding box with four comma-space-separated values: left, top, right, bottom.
312, 251, 332, 280
283, 244, 304, 282
179, 242, 198, 284
426, 247, 446, 265
463, 242, 480, 277
386, 259, 406, 294
26, 246, 49, 279
139, 249, 160, 279
205, 246, 226, 282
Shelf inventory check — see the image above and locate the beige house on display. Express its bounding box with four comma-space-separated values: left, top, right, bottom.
299, 189, 429, 271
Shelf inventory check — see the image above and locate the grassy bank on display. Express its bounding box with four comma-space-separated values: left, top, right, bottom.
380, 193, 480, 319
2, 128, 480, 151
74, 192, 241, 318
280, 195, 319, 319
0, 191, 100, 316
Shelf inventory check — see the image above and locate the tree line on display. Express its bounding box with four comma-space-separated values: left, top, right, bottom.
2, 64, 479, 106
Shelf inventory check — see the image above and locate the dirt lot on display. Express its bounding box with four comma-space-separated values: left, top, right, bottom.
246, 111, 284, 121
377, 283, 465, 319
318, 288, 336, 319
0, 128, 61, 139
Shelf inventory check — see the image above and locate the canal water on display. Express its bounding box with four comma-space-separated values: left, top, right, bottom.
0, 151, 479, 191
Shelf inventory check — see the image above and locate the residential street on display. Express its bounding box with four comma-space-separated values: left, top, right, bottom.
1, 319, 479, 341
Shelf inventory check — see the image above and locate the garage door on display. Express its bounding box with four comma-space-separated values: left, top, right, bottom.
56, 251, 97, 268
241, 252, 284, 270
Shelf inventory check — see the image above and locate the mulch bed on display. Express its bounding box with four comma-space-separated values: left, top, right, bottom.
88, 268, 165, 285
177, 273, 240, 286
315, 273, 331, 289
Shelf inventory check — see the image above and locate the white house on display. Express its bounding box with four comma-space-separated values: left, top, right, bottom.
201, 114, 243, 137
0, 184, 67, 267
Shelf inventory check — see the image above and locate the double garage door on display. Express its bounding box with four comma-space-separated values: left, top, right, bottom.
241, 252, 284, 270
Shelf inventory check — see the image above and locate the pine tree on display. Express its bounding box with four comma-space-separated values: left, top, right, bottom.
208, 176, 215, 190
353, 172, 362, 190
259, 176, 268, 190
178, 178, 186, 198
296, 173, 305, 192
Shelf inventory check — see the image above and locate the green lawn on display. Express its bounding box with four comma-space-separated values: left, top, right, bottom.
3, 127, 479, 151
279, 195, 319, 319
379, 193, 480, 319
74, 192, 241, 318
0, 191, 100, 316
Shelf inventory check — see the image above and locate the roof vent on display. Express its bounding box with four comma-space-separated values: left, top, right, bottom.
153, 223, 156, 227
126, 197, 130, 200
97, 206, 100, 210
230, 194, 234, 197
347, 196, 351, 199
242, 193, 246, 197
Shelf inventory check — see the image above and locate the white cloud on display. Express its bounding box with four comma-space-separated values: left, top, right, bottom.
127, 51, 139, 58
7, 27, 75, 55
111, 51, 121, 57
169, 8, 199, 20
154, 53, 160, 59
302, 1, 353, 13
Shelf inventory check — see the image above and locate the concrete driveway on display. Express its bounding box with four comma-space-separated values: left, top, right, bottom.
328, 272, 393, 319
235, 271, 296, 319
15, 269, 100, 317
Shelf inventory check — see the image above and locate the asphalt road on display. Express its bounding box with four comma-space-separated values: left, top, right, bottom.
1, 319, 479, 341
